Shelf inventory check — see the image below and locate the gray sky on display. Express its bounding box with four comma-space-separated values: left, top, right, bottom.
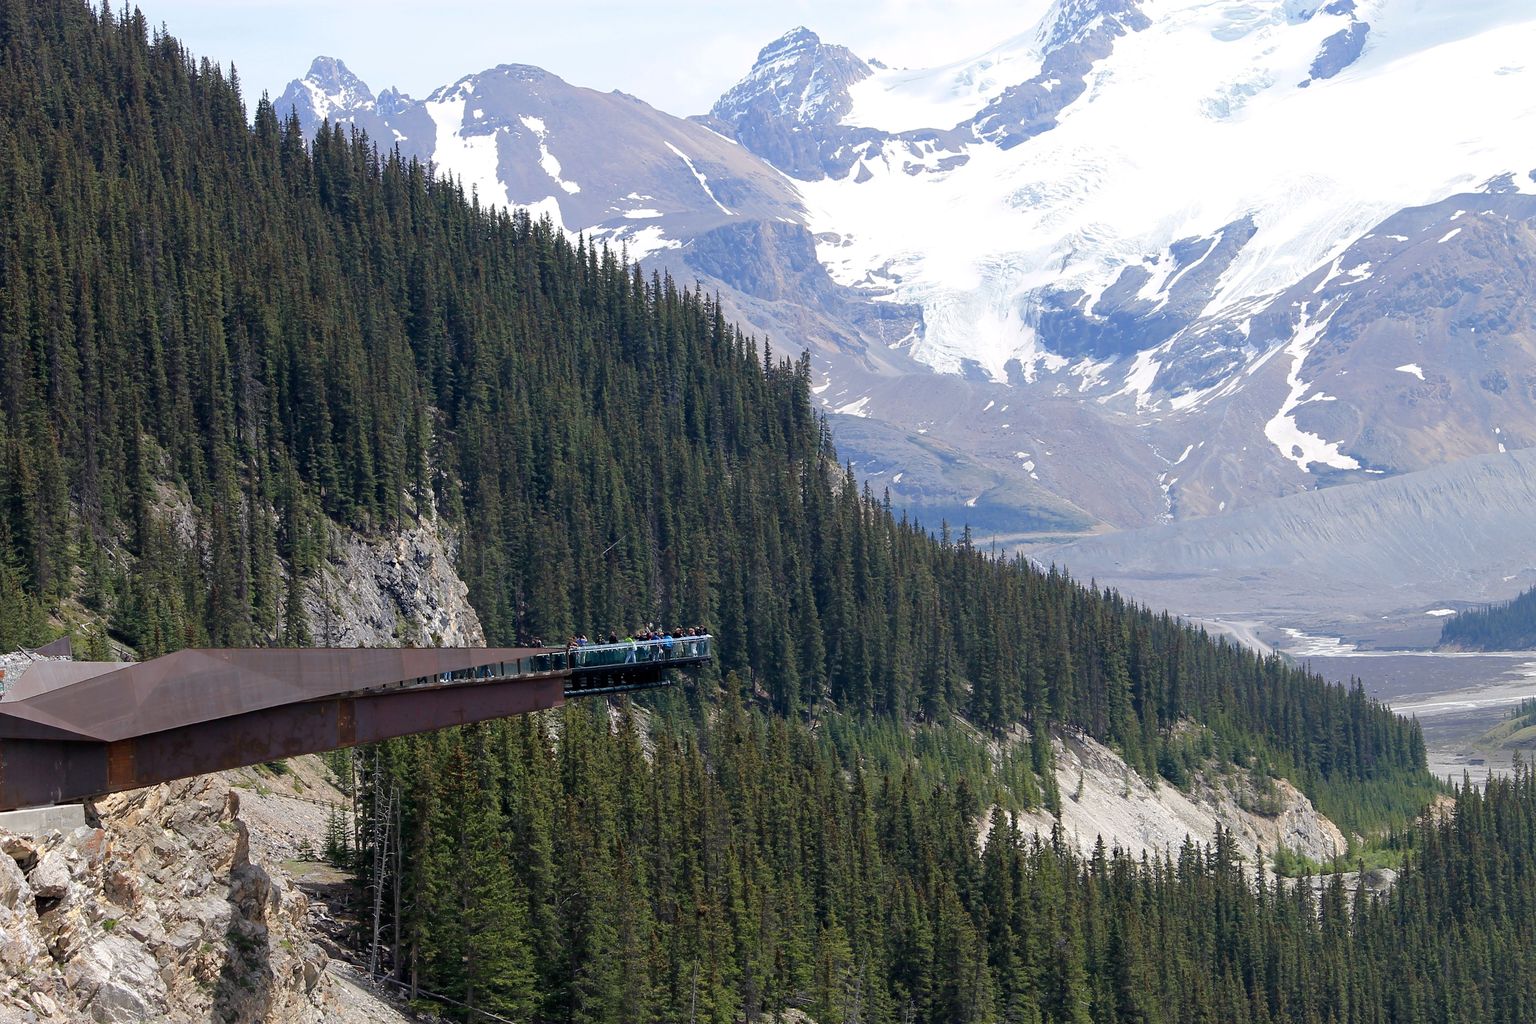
129, 0, 1048, 117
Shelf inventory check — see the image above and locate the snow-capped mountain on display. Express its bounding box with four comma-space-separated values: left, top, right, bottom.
276, 0, 1536, 565
758, 0, 1533, 382
707, 0, 1536, 521
276, 59, 804, 257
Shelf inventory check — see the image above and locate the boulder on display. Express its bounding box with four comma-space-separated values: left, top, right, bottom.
64, 935, 167, 1023
27, 851, 69, 901
64, 829, 108, 875
0, 837, 37, 872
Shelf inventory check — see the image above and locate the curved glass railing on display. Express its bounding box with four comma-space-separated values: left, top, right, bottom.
382, 636, 713, 691
569, 635, 712, 670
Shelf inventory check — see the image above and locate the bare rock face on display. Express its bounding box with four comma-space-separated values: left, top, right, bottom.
26, 850, 70, 901
63, 934, 166, 1023
1003, 727, 1346, 868
303, 511, 486, 647
146, 478, 485, 649
1198, 772, 1348, 866
0, 853, 45, 973
0, 775, 376, 1023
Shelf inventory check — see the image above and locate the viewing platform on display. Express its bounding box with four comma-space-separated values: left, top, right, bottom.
0, 636, 711, 811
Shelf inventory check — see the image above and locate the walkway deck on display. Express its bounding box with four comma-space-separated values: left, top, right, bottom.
0, 637, 711, 810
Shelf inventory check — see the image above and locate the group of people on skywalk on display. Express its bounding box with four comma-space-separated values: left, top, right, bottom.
565, 625, 709, 666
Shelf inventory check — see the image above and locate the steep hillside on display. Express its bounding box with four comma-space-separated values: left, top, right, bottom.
0, 3, 1473, 1021
0, 0, 1432, 792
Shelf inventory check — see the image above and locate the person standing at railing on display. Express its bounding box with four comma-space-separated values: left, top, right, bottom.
624, 631, 638, 664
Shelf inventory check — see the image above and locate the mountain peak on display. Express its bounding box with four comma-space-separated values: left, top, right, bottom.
709, 27, 872, 177
1037, 0, 1150, 52
274, 56, 380, 138
756, 26, 822, 62
305, 54, 347, 79
302, 56, 375, 106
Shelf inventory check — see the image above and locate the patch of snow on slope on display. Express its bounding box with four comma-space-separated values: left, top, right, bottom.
799, 0, 1536, 380
519, 115, 582, 195
1113, 347, 1165, 409
424, 88, 514, 211
1397, 362, 1425, 379
1071, 356, 1116, 391
1280, 627, 1358, 657
1263, 308, 1360, 472
664, 141, 734, 216
605, 224, 680, 261
835, 396, 872, 417
523, 195, 568, 232
302, 78, 359, 124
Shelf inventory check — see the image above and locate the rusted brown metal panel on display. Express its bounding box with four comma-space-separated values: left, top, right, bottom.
106, 740, 136, 791
351, 676, 565, 745
30, 636, 74, 658
0, 710, 98, 743
0, 739, 108, 811
0, 648, 541, 742
1, 674, 568, 808
126, 697, 349, 785
338, 698, 356, 747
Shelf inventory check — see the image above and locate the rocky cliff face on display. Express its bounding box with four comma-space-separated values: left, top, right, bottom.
0, 775, 398, 1023
704, 27, 878, 180
143, 479, 484, 650
305, 513, 485, 648
1001, 728, 1347, 866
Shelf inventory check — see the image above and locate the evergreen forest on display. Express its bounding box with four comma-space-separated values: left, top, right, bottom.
9, 2, 1536, 1022
353, 705, 1536, 1024
1439, 585, 1536, 650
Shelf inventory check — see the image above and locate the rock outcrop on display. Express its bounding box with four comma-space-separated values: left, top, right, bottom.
305, 513, 485, 647
1000, 728, 1347, 868
0, 775, 399, 1023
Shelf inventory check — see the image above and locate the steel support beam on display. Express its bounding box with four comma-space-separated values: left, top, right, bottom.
0, 674, 564, 810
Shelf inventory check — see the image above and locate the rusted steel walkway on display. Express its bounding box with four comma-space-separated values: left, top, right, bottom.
0, 637, 711, 811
